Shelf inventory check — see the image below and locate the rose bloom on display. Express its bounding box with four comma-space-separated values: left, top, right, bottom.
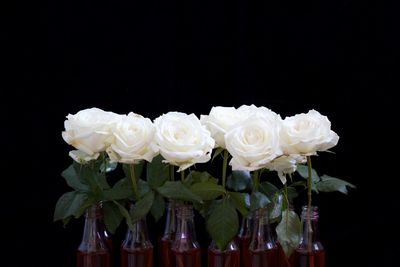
280, 110, 339, 155
200, 106, 248, 148
106, 112, 157, 164
225, 113, 282, 171
265, 155, 306, 184
153, 112, 215, 171
62, 107, 122, 161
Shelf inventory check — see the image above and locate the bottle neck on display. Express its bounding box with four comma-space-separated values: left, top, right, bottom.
173, 204, 199, 251
79, 204, 108, 252
238, 214, 252, 238
300, 206, 321, 246
249, 208, 276, 251
123, 218, 151, 246
162, 201, 176, 239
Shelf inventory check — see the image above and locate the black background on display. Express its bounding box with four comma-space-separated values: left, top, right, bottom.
2, 0, 399, 266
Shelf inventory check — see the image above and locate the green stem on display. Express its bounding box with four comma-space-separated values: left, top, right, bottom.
306, 156, 313, 253
170, 165, 175, 181
180, 169, 185, 182
222, 150, 229, 188
283, 182, 290, 210
129, 164, 140, 201
253, 170, 260, 192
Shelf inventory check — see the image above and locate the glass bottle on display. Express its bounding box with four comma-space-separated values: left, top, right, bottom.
121, 216, 153, 267
237, 214, 252, 267
158, 200, 177, 267
290, 206, 325, 267
247, 207, 278, 267
97, 201, 112, 250
77, 204, 111, 267
207, 239, 240, 267
171, 204, 201, 267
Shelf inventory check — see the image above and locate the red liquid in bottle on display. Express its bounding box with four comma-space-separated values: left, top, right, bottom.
158, 237, 173, 267
246, 247, 278, 267
77, 250, 110, 267
277, 242, 291, 267
237, 236, 251, 267
172, 248, 201, 267
121, 247, 153, 267
208, 248, 240, 267
290, 249, 325, 267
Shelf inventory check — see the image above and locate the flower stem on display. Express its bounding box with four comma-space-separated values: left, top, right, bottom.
253, 170, 260, 192
306, 156, 313, 253
129, 164, 140, 201
170, 165, 175, 181
180, 169, 185, 182
222, 150, 229, 188
283, 181, 290, 209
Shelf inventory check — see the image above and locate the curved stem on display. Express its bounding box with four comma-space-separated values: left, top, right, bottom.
222, 150, 229, 188
306, 156, 313, 253
170, 165, 175, 181
180, 169, 185, 182
253, 170, 260, 192
129, 164, 140, 201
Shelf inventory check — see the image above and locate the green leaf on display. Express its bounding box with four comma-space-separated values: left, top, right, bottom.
211, 147, 225, 162
259, 181, 279, 199
226, 170, 252, 191
131, 191, 155, 223
73, 194, 97, 218
316, 175, 356, 194
250, 191, 270, 211
290, 181, 307, 188
268, 194, 283, 222
100, 160, 118, 173
112, 200, 135, 231
150, 193, 166, 222
146, 155, 170, 189
102, 201, 124, 234
206, 198, 239, 250
103, 177, 134, 201
61, 164, 89, 191
138, 179, 151, 197
296, 165, 320, 182
193, 200, 213, 218
276, 210, 302, 257
54, 191, 87, 221
157, 181, 203, 203
190, 181, 225, 201
229, 192, 250, 216
184, 171, 218, 187
286, 186, 299, 203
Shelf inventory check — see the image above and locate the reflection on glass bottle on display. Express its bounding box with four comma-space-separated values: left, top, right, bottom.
97, 202, 112, 250
247, 207, 278, 267
121, 214, 153, 267
158, 200, 177, 267
207, 239, 240, 267
290, 206, 325, 267
77, 204, 110, 267
171, 204, 201, 267
237, 214, 252, 267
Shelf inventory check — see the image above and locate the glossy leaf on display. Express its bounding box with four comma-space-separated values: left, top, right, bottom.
226, 170, 252, 191
260, 181, 279, 199
190, 181, 225, 201
150, 193, 166, 222
250, 191, 270, 211
206, 198, 239, 250
296, 165, 320, 182
146, 155, 170, 189
130, 191, 155, 223
229, 192, 250, 216
157, 181, 203, 203
276, 209, 302, 257
103, 201, 124, 234
61, 164, 89, 191
316, 175, 356, 194
184, 171, 218, 187
54, 191, 87, 221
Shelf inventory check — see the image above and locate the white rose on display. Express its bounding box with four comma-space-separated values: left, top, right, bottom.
237, 104, 281, 121
153, 112, 215, 171
225, 116, 282, 171
62, 108, 121, 158
200, 106, 248, 148
265, 155, 306, 184
68, 150, 100, 164
106, 112, 157, 164
280, 110, 339, 155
